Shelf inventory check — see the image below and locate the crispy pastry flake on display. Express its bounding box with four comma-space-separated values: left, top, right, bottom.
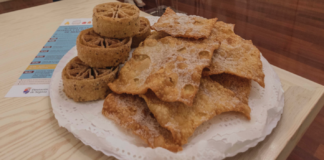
204, 34, 265, 87
146, 31, 170, 41
141, 77, 251, 145
151, 7, 217, 39
108, 36, 219, 106
102, 93, 182, 152
211, 74, 251, 105
212, 21, 235, 42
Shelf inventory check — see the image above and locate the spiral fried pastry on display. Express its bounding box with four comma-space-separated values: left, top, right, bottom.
77, 28, 131, 68
131, 17, 151, 48
62, 57, 118, 102
93, 2, 140, 39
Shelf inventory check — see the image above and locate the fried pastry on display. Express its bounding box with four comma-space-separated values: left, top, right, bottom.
141, 77, 251, 145
77, 28, 131, 68
102, 93, 182, 152
151, 7, 217, 39
148, 25, 218, 45
62, 57, 118, 102
212, 21, 235, 42
211, 73, 251, 105
108, 36, 219, 106
131, 17, 151, 48
93, 2, 140, 38
146, 31, 170, 40
204, 34, 265, 87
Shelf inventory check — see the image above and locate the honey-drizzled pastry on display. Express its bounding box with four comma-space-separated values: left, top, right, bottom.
131, 17, 151, 48
93, 2, 140, 39
77, 28, 131, 68
62, 57, 118, 102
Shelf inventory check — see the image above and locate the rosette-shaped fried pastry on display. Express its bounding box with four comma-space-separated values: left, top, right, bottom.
131, 17, 151, 48
77, 28, 131, 68
62, 57, 118, 102
141, 77, 251, 145
93, 2, 140, 39
103, 93, 182, 152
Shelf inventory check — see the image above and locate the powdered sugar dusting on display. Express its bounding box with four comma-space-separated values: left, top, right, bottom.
110, 36, 218, 106
102, 93, 182, 151
205, 28, 265, 87
50, 17, 284, 160
151, 8, 217, 39
142, 77, 251, 145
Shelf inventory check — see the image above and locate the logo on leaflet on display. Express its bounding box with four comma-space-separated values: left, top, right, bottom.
23, 71, 34, 74
31, 61, 41, 64
23, 87, 32, 94
72, 20, 81, 25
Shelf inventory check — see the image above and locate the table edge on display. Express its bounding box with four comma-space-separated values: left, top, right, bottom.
276, 88, 324, 160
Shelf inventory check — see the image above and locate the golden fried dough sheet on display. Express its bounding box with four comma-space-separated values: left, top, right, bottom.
109, 36, 219, 106
211, 73, 251, 105
148, 24, 218, 45
212, 21, 235, 42
146, 31, 170, 40
151, 7, 217, 39
131, 17, 151, 48
93, 2, 140, 38
204, 34, 265, 87
77, 28, 131, 68
141, 77, 251, 145
102, 93, 182, 152
62, 57, 118, 102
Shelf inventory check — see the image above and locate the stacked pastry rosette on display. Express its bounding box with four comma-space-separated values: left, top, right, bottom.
63, 2, 151, 102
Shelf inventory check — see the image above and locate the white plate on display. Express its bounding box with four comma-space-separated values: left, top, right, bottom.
49, 16, 284, 160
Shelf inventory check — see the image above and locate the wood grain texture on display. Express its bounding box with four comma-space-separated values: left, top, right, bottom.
0, 0, 324, 159
0, 0, 53, 14
314, 144, 324, 160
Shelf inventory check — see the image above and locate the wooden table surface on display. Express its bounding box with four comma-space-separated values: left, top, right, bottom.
1, 0, 324, 159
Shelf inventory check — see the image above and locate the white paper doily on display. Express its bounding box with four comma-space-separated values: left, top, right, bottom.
49, 16, 284, 160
